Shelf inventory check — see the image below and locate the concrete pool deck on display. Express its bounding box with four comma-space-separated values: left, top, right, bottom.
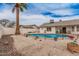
0, 27, 79, 56
11, 35, 79, 56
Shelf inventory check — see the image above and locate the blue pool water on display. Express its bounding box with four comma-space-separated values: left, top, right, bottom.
29, 34, 68, 38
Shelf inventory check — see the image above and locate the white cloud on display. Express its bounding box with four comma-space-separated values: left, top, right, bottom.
60, 15, 79, 20
0, 7, 52, 25
52, 9, 73, 16
0, 3, 79, 25
20, 14, 52, 25
32, 3, 70, 10
0, 8, 16, 21
0, 8, 79, 25
51, 15, 79, 22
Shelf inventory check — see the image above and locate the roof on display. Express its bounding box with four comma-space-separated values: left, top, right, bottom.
40, 19, 79, 27
20, 25, 39, 29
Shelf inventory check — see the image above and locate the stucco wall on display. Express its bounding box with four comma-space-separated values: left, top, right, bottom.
40, 28, 46, 33
66, 26, 72, 34
71, 26, 79, 34
46, 27, 56, 33
40, 27, 56, 34
66, 26, 79, 34
40, 26, 79, 34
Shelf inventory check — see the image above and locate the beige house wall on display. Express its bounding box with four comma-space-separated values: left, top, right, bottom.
71, 26, 79, 34
40, 27, 46, 33
40, 26, 79, 34
46, 27, 56, 33
40, 27, 56, 34
40, 25, 79, 34
63, 26, 79, 34
66, 26, 72, 34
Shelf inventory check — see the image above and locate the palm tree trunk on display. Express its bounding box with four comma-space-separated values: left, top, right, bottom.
15, 4, 20, 35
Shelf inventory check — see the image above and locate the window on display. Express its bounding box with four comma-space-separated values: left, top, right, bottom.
72, 26, 74, 31
47, 27, 51, 31
77, 26, 79, 31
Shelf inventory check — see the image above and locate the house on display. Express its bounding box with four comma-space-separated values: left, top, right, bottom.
40, 19, 79, 34
20, 25, 39, 33
20, 25, 38, 29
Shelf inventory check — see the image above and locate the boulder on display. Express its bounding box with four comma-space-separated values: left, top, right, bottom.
0, 24, 4, 39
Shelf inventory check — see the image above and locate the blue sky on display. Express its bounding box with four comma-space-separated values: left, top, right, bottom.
0, 3, 79, 25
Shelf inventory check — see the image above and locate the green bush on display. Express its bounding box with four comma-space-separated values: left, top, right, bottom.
70, 41, 78, 46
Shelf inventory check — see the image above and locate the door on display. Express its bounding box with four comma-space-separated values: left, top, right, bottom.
62, 27, 66, 33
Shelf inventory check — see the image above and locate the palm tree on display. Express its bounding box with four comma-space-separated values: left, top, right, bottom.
12, 3, 27, 35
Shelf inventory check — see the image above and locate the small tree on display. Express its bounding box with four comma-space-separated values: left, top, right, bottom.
7, 21, 15, 28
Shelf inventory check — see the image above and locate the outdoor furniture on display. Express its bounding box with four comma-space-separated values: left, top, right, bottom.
67, 42, 79, 53
68, 35, 75, 40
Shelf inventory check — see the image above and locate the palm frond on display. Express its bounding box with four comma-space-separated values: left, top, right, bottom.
12, 3, 27, 13
20, 3, 27, 9
19, 3, 27, 12
22, 4, 27, 9
12, 6, 16, 13
20, 7, 24, 12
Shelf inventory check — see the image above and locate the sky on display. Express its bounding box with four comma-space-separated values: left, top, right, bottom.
0, 3, 79, 25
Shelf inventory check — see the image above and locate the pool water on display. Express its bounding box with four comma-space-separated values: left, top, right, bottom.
29, 34, 68, 38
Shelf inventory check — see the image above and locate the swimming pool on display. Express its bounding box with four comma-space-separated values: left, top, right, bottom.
29, 34, 68, 38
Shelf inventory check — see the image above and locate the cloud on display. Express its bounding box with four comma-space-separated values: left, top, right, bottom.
0, 4, 52, 25
0, 9, 16, 21
0, 3, 79, 25
27, 3, 79, 18
41, 9, 75, 18
20, 14, 52, 25
52, 9, 73, 16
